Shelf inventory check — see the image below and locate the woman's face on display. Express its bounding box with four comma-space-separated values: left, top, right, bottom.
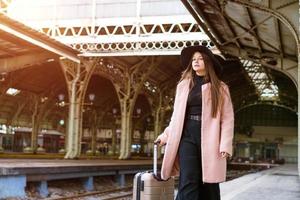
192, 51, 206, 75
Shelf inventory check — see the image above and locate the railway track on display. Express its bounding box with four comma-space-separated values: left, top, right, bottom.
41, 170, 246, 199
46, 186, 133, 200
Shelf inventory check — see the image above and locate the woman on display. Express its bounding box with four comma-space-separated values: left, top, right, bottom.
155, 45, 234, 200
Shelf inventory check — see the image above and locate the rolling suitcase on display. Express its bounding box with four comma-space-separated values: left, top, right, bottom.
133, 143, 175, 200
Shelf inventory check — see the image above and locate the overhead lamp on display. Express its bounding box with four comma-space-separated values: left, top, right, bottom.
88, 93, 95, 102
136, 108, 142, 115
112, 108, 118, 115
57, 94, 66, 107
47, 58, 55, 62
41, 96, 48, 103
57, 93, 96, 107
58, 94, 65, 101
6, 88, 20, 96
0, 72, 7, 82
59, 119, 65, 126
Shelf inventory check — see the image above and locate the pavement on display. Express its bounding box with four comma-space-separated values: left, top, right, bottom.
174, 164, 299, 200
220, 164, 300, 200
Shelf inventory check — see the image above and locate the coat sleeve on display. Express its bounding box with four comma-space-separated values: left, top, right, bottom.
156, 126, 170, 144
156, 82, 181, 144
219, 84, 234, 156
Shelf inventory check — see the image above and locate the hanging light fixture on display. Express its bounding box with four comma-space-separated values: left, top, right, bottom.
6, 88, 20, 96
57, 93, 96, 107
136, 108, 142, 115
58, 94, 65, 102
112, 108, 118, 115
88, 93, 95, 102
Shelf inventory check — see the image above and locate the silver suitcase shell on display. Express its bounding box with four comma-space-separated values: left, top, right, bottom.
132, 144, 175, 200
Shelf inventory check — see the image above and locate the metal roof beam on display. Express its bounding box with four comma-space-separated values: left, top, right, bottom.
222, 15, 280, 53
245, 7, 263, 53
0, 13, 80, 63
0, 46, 17, 57
274, 18, 284, 63
222, 46, 297, 86
0, 52, 56, 73
228, 0, 299, 48
57, 32, 208, 44
181, 0, 221, 49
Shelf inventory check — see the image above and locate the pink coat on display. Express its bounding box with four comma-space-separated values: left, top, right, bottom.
157, 78, 234, 183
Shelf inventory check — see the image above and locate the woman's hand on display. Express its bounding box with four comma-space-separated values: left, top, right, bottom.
154, 136, 166, 147
221, 151, 231, 158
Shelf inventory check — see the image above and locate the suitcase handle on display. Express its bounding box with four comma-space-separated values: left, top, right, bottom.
153, 140, 165, 175
153, 140, 169, 181
153, 142, 158, 175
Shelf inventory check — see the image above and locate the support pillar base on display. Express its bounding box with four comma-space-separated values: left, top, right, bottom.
0, 175, 26, 199
116, 173, 125, 187
37, 180, 48, 198
83, 176, 94, 191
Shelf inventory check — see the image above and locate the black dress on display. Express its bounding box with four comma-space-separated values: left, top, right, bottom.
176, 75, 220, 200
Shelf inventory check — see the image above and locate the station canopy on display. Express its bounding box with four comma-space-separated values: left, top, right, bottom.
0, 0, 297, 128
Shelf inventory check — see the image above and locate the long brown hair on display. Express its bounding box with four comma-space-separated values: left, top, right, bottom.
180, 52, 224, 118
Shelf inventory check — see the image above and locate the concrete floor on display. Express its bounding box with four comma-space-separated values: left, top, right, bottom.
221, 164, 300, 200
174, 164, 299, 200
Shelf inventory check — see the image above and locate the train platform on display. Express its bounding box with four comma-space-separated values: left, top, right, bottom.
220, 164, 300, 200
0, 158, 157, 198
0, 159, 298, 199
0, 159, 157, 179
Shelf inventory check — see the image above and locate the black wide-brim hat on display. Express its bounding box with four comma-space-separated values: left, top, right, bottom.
180, 45, 224, 77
